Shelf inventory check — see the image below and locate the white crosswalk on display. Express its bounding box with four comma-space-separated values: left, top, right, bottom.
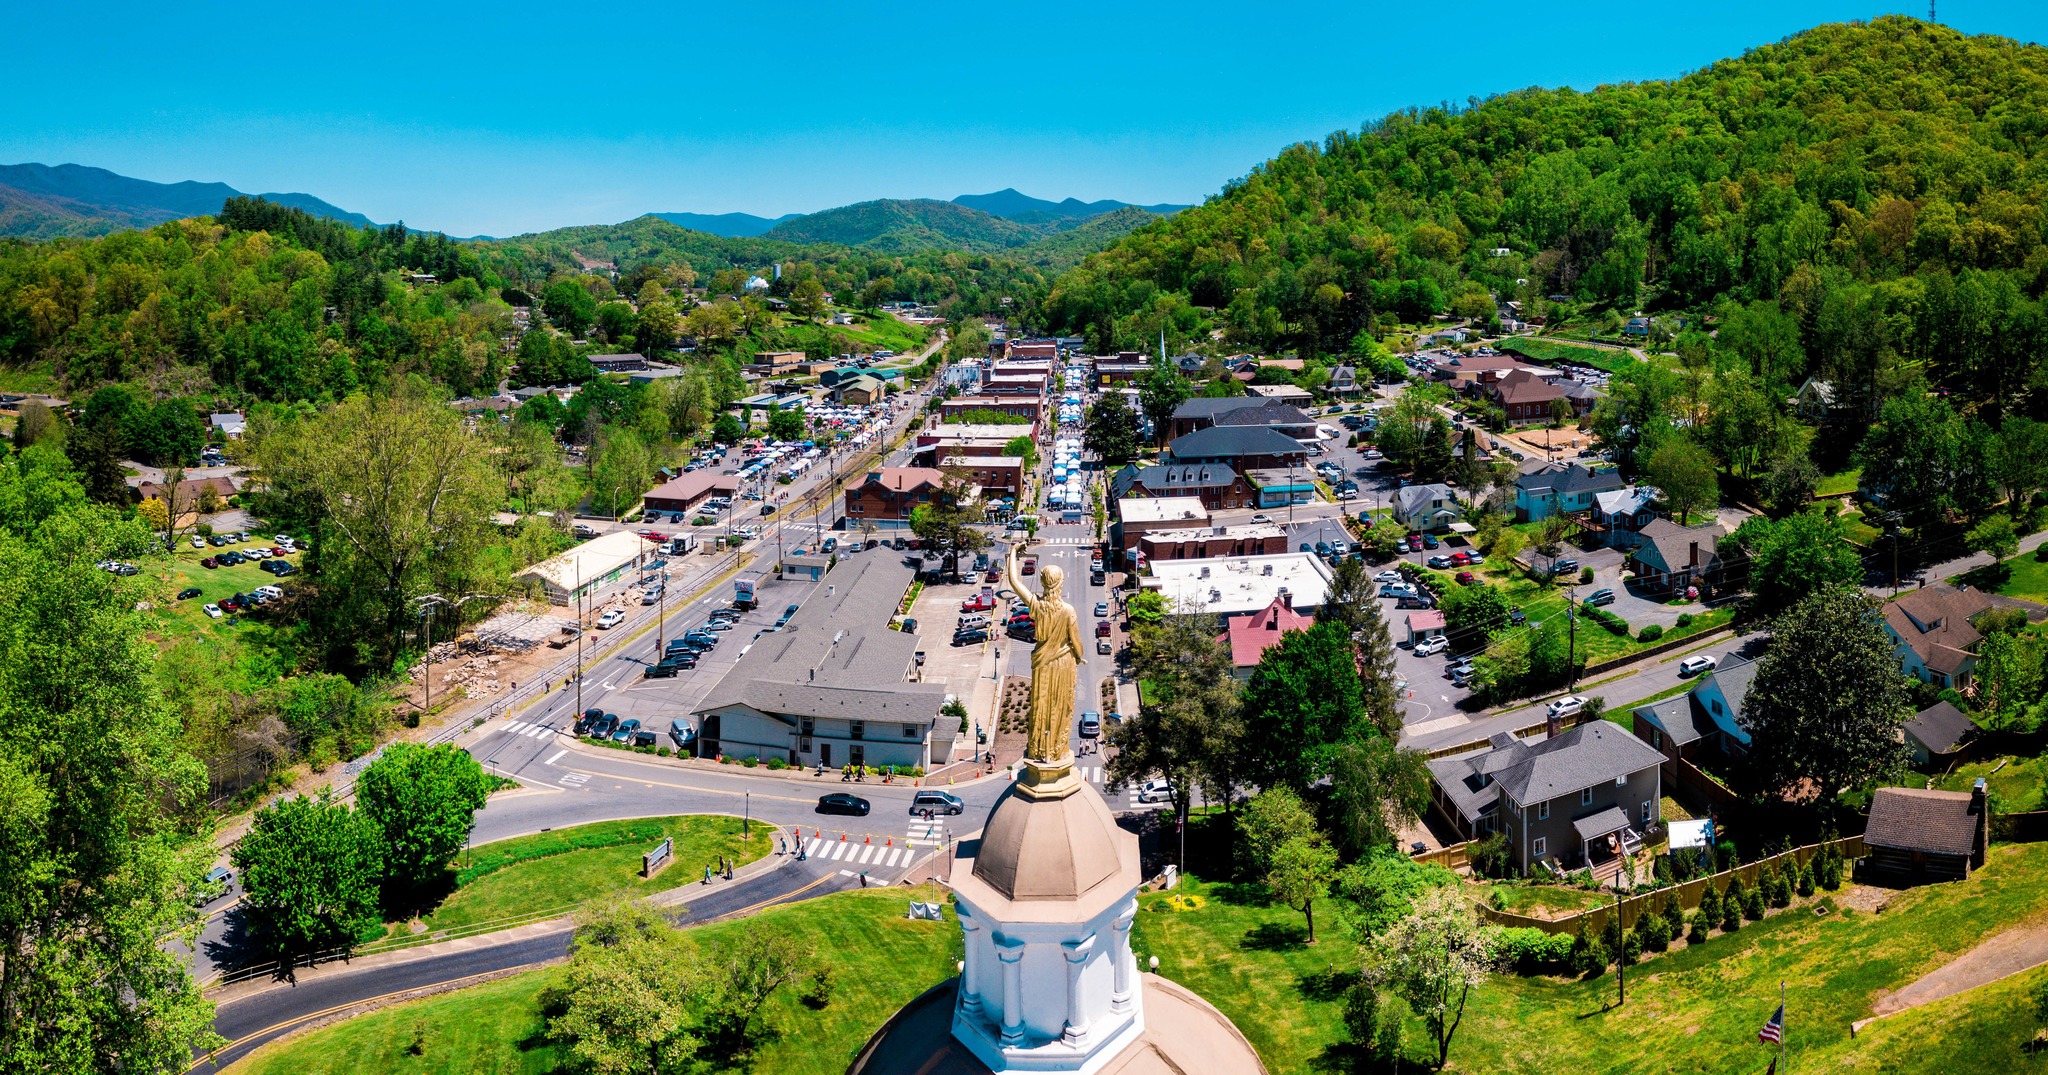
907, 817, 946, 848
799, 836, 918, 869
493, 719, 556, 738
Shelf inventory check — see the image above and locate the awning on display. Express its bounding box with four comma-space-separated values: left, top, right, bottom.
1448, 522, 1477, 534
1571, 806, 1633, 844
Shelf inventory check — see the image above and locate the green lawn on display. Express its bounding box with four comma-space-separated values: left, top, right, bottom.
229, 842, 2048, 1074
1840, 510, 1885, 547
1988, 550, 2048, 605
1814, 466, 1863, 498
373, 816, 772, 946
1500, 337, 1638, 375
1480, 882, 1610, 918
1425, 563, 1732, 672
1931, 755, 2048, 813
231, 887, 962, 1075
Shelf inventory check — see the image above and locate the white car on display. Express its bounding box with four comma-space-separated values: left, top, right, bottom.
1136, 778, 1176, 804
1374, 570, 1404, 584
1414, 636, 1448, 657
1547, 695, 1587, 718
1679, 654, 1719, 677
596, 609, 626, 630
202, 603, 224, 619
1250, 513, 1273, 524
191, 535, 206, 549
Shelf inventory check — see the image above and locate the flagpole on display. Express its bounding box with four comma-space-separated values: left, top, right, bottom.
1780, 980, 1787, 1073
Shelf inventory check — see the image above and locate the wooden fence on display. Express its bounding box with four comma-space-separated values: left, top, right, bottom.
1477, 834, 1868, 936
1673, 757, 1742, 811
1415, 841, 1472, 872
1991, 810, 2048, 843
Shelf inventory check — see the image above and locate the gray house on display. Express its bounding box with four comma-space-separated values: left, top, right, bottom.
693, 556, 952, 770
1393, 483, 1462, 532
1429, 722, 1665, 877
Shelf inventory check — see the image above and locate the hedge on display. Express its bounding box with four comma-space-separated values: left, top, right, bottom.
1492, 926, 1575, 974
1582, 606, 1630, 636
1638, 624, 1664, 642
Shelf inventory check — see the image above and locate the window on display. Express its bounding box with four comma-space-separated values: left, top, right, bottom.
849, 721, 865, 740
1711, 699, 1723, 716
902, 724, 919, 738
1533, 837, 1547, 858
1650, 728, 1663, 750
1580, 788, 1593, 807
800, 718, 815, 737
799, 736, 812, 752
1616, 775, 1627, 787
1641, 800, 1654, 823
1536, 801, 1549, 820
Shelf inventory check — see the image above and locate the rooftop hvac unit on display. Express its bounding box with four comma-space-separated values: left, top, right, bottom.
1209, 588, 1222, 603
1262, 564, 1274, 576
1200, 565, 1210, 578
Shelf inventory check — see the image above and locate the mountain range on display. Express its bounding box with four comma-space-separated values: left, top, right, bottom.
0, 163, 374, 240
0, 162, 1191, 255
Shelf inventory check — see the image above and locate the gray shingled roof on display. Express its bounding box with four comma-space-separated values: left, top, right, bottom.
1172, 397, 1275, 421
1168, 425, 1305, 461
1516, 462, 1623, 498
1112, 462, 1241, 498
1866, 787, 1979, 857
1492, 722, 1665, 805
1632, 518, 1726, 575
1905, 701, 1976, 755
1632, 696, 1710, 747
1212, 401, 1314, 428
1395, 483, 1455, 517
1711, 655, 1760, 727
1571, 805, 1633, 842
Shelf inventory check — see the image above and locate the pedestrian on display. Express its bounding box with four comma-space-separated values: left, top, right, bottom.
703, 865, 712, 885
859, 871, 868, 888
779, 836, 787, 855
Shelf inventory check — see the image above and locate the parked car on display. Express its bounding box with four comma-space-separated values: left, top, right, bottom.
574, 708, 605, 735
1414, 636, 1448, 657
1547, 695, 1587, 718
630, 729, 657, 748
596, 609, 626, 629
1136, 778, 1176, 803
589, 714, 619, 739
1374, 570, 1403, 584
610, 718, 642, 743
668, 720, 697, 749
1679, 654, 1719, 677
1552, 558, 1580, 575
1422, 533, 1440, 549
190, 535, 207, 549
202, 603, 224, 619
908, 790, 964, 816
1427, 554, 1455, 569
816, 793, 871, 816
1584, 588, 1616, 607
176, 587, 202, 600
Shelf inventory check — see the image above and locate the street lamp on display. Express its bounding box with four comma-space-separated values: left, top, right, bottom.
415, 591, 504, 717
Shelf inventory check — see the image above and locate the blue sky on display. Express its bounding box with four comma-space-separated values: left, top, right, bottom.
6, 1, 2044, 236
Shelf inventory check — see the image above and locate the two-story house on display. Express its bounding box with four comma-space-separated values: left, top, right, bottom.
1166, 425, 1308, 470
1427, 722, 1665, 877
1631, 652, 1758, 776
1514, 462, 1623, 523
1393, 483, 1462, 532
1214, 593, 1314, 678
1111, 463, 1256, 512
1881, 585, 1995, 689
843, 467, 949, 530
1486, 368, 1566, 425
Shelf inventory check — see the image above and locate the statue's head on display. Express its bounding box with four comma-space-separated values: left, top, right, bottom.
1038, 564, 1064, 595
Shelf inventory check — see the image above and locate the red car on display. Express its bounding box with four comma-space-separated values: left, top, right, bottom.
1455, 571, 1477, 585
1451, 551, 1473, 565
1096, 619, 1112, 638
961, 592, 994, 613
200, 557, 219, 569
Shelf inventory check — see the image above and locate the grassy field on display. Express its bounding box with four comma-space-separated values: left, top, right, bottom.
1989, 550, 2048, 605
138, 534, 300, 649
372, 816, 773, 946
1501, 337, 1638, 375
231, 842, 2048, 1074
1932, 754, 2048, 813
1427, 562, 1733, 670
1480, 882, 1611, 917
233, 888, 962, 1075
1814, 466, 1863, 498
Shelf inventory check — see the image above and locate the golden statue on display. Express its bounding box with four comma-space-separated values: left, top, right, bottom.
1003, 542, 1084, 798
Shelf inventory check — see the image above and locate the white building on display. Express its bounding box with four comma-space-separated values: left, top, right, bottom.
514, 529, 655, 605
1142, 552, 1334, 616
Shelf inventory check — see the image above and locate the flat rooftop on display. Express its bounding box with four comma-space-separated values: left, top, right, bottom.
1118, 496, 1209, 525
1142, 552, 1335, 616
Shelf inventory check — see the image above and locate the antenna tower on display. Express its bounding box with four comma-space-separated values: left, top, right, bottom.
1929, 0, 1936, 23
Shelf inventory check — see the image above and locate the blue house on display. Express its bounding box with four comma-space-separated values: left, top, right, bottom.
1631, 653, 1757, 778
1515, 462, 1623, 523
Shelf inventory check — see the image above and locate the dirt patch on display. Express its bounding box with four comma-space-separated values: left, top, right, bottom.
1832, 883, 1897, 915
1869, 922, 2048, 1017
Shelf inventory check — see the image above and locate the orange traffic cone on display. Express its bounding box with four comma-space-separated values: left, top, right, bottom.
886, 837, 893, 847
865, 834, 871, 844
840, 832, 846, 841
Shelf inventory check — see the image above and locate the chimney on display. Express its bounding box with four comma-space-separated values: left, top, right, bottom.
1973, 776, 1989, 865
1278, 587, 1292, 609
1546, 710, 1562, 738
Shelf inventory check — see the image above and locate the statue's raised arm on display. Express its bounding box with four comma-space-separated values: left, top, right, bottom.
1003, 542, 1035, 615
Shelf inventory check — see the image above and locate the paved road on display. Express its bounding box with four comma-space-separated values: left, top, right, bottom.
190, 856, 866, 1073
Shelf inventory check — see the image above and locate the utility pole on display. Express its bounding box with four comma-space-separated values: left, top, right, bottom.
1566, 586, 1579, 689
575, 558, 584, 718
1613, 886, 1626, 1006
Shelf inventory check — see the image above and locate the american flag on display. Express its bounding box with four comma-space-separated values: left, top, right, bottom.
1758, 1004, 1784, 1045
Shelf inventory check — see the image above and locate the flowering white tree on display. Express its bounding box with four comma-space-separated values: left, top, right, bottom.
1367, 886, 1498, 1069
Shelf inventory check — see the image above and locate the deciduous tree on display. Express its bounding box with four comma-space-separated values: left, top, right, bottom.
1367, 886, 1497, 1069
354, 743, 494, 914
232, 790, 385, 964
1738, 587, 1910, 802
1241, 621, 1368, 790
1646, 435, 1719, 525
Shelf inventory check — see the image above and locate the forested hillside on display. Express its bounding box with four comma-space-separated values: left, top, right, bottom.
0, 162, 374, 238
764, 198, 1044, 253
1045, 16, 2048, 412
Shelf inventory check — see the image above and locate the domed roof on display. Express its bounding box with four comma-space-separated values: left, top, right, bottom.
969, 782, 1126, 902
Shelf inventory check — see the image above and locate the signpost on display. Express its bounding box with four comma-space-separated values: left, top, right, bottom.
642, 836, 674, 878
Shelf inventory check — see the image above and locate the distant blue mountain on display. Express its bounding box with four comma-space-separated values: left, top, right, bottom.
952, 188, 1191, 223
0, 162, 376, 238
650, 211, 801, 237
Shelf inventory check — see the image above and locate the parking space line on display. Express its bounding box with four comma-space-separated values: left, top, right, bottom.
543, 749, 566, 766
